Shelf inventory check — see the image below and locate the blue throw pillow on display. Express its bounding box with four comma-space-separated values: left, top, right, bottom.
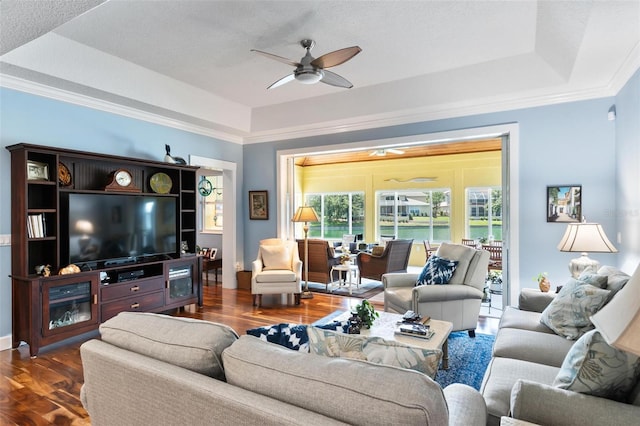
416, 255, 458, 286
246, 321, 349, 352
246, 323, 310, 352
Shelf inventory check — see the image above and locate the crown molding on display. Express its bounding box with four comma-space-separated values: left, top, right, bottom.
243, 84, 618, 144
0, 74, 245, 144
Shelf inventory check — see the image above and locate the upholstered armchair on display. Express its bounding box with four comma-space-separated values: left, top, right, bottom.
251, 238, 302, 307
296, 239, 341, 290
356, 239, 413, 284
383, 242, 490, 336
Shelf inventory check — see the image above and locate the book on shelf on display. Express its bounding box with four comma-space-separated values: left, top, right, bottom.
27, 214, 46, 238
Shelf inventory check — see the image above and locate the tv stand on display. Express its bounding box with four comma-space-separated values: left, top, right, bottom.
7, 143, 203, 356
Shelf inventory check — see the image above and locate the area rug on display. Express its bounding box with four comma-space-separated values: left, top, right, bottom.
306, 278, 383, 299
435, 331, 494, 390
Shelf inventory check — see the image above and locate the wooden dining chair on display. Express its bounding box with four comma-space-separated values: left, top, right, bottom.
482, 244, 503, 271
423, 240, 437, 261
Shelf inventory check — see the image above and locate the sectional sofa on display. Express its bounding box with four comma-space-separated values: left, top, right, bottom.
481, 265, 640, 425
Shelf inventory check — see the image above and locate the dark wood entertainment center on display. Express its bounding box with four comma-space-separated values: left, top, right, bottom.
7, 143, 203, 356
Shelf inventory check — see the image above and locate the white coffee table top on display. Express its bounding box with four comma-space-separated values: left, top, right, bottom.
333, 310, 452, 352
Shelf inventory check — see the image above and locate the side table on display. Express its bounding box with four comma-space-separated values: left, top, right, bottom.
329, 263, 359, 295
202, 257, 222, 285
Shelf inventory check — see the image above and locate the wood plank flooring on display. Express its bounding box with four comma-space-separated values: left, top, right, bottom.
0, 285, 499, 425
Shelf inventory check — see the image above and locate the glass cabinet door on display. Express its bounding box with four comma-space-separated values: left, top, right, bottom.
42, 274, 99, 337
165, 258, 197, 303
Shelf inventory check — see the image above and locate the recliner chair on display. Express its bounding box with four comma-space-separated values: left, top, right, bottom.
382, 242, 490, 337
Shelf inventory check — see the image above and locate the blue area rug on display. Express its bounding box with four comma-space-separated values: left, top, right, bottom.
435, 331, 495, 390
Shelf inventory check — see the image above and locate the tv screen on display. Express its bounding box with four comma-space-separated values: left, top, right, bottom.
65, 193, 177, 266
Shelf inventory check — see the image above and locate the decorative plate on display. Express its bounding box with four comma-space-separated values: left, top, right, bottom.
58, 162, 72, 187
198, 176, 213, 196
150, 172, 172, 194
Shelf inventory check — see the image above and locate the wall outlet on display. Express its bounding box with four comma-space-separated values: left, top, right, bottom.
0, 234, 11, 246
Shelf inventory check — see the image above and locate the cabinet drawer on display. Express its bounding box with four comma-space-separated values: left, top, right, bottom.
101, 291, 165, 322
101, 277, 165, 302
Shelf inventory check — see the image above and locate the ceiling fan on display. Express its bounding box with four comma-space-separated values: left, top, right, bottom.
251, 39, 361, 89
369, 148, 405, 157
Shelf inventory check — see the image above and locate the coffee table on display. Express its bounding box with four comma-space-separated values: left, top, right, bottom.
330, 310, 453, 369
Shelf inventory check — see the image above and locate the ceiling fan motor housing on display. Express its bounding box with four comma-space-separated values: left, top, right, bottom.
295, 67, 323, 84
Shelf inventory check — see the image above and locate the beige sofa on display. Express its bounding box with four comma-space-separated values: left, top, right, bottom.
480, 265, 640, 425
81, 312, 487, 425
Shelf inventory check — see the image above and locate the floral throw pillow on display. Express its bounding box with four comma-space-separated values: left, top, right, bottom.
416, 255, 459, 286
363, 337, 442, 378
307, 326, 367, 360
553, 330, 640, 401
540, 277, 611, 339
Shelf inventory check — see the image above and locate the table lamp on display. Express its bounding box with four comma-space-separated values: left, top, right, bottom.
292, 205, 320, 299
557, 221, 617, 278
591, 264, 640, 356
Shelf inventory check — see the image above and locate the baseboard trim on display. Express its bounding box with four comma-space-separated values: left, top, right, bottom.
0, 334, 12, 352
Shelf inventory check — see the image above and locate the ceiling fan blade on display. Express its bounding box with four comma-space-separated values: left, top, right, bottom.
251, 49, 301, 67
267, 73, 296, 89
311, 46, 361, 69
319, 70, 353, 88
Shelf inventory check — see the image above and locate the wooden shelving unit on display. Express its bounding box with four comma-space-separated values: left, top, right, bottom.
7, 143, 202, 356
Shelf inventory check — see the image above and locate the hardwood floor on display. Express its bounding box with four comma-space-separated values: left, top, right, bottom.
0, 285, 499, 425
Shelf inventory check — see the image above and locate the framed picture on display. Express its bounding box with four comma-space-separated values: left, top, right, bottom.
27, 160, 49, 181
547, 185, 582, 223
209, 248, 218, 260
200, 247, 210, 257
249, 190, 269, 220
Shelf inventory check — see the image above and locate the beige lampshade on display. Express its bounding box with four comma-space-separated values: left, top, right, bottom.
292, 206, 319, 223
557, 222, 618, 278
557, 222, 618, 253
591, 264, 640, 356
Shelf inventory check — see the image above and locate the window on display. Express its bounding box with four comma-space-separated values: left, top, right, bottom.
201, 175, 223, 232
376, 189, 451, 243
303, 192, 364, 239
466, 187, 502, 241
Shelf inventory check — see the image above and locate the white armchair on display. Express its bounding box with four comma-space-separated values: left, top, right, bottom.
251, 238, 302, 307
383, 242, 490, 337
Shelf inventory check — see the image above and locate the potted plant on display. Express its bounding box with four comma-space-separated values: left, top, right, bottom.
487, 270, 502, 292
353, 300, 379, 329
534, 272, 551, 292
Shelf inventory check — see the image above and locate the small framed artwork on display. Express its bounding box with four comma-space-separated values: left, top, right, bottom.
249, 190, 269, 220
200, 247, 210, 257
209, 248, 218, 260
547, 185, 582, 223
27, 160, 49, 181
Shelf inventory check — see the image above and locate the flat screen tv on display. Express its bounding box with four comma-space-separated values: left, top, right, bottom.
64, 193, 177, 267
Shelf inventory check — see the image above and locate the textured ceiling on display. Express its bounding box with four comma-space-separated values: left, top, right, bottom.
1, 1, 639, 143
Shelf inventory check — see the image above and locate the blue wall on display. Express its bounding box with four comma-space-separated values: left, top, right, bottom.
0, 88, 243, 339
243, 97, 625, 293
614, 68, 640, 272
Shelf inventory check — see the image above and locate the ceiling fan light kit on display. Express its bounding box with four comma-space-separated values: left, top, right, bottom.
252, 39, 361, 89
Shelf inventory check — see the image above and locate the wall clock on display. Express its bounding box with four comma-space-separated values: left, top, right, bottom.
104, 168, 141, 192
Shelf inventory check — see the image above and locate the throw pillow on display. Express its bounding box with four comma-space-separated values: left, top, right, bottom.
246, 323, 310, 352
577, 271, 609, 289
307, 326, 368, 360
553, 330, 640, 401
362, 336, 442, 378
540, 277, 611, 339
415, 255, 458, 286
246, 321, 350, 353
260, 245, 290, 270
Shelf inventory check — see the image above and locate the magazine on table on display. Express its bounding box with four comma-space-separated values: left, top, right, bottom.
394, 323, 435, 339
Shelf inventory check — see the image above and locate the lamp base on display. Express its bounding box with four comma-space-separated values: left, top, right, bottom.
568, 253, 600, 278
300, 290, 314, 299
